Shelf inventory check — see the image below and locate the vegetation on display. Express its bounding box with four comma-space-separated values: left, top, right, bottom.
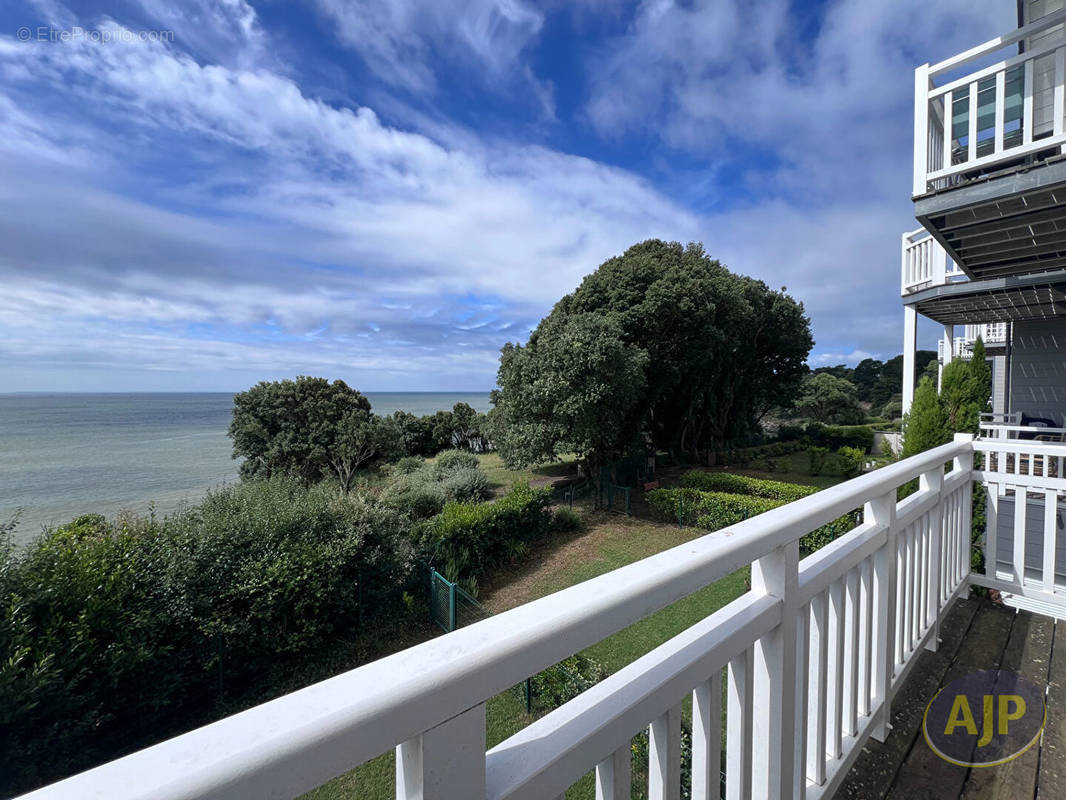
794, 372, 865, 424
0, 479, 420, 794
813, 351, 937, 409
491, 239, 813, 471
677, 470, 817, 502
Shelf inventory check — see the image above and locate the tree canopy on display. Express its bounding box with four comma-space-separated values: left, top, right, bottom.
794, 373, 865, 424
229, 376, 397, 488
491, 239, 813, 469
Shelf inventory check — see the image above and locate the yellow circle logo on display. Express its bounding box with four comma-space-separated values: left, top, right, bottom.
923, 670, 1046, 767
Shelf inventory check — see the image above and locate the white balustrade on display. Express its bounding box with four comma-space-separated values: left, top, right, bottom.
914, 8, 1066, 195
900, 228, 964, 294
18, 435, 1008, 800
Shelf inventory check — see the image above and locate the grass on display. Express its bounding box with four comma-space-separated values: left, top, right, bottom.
305, 450, 848, 799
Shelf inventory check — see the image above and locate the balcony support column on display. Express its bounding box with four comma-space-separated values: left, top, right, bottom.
939, 323, 954, 391
903, 305, 918, 414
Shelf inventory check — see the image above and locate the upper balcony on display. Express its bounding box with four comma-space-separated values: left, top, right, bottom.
912, 8, 1066, 282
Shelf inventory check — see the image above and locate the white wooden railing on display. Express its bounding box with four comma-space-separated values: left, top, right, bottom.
18, 437, 980, 800
973, 436, 1066, 619
914, 8, 1066, 196
900, 228, 965, 294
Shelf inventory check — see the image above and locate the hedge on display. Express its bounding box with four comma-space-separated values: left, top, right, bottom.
646, 486, 860, 556
677, 471, 818, 502
421, 482, 554, 580
804, 423, 874, 453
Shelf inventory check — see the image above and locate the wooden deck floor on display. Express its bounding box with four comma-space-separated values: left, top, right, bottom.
834, 595, 1066, 800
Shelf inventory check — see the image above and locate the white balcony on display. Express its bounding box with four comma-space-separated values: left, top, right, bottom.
913, 7, 1066, 198
900, 228, 966, 295
936, 323, 1009, 362
21, 434, 1066, 800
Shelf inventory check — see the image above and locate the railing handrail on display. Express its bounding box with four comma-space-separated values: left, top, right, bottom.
928, 7, 1066, 78
16, 440, 971, 800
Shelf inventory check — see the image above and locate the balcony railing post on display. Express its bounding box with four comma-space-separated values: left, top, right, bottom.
866, 488, 897, 743
920, 464, 943, 652
396, 702, 486, 800
750, 540, 800, 800
954, 434, 975, 589
914, 63, 931, 196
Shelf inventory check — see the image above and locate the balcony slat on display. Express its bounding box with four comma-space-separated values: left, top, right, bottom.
725, 647, 754, 800
1015, 488, 1029, 585
807, 591, 829, 784
648, 705, 681, 800
594, 743, 631, 800
1044, 489, 1058, 594
690, 672, 721, 800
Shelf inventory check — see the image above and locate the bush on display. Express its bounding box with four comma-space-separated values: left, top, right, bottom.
808, 446, 829, 475
441, 467, 492, 503
677, 471, 817, 502
381, 473, 448, 519
528, 653, 605, 710
422, 483, 554, 580
550, 506, 583, 532
804, 423, 874, 452
393, 455, 426, 475
837, 446, 865, 478
433, 449, 480, 475
0, 479, 417, 795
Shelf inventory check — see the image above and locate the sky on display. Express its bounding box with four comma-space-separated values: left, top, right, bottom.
0, 0, 1017, 392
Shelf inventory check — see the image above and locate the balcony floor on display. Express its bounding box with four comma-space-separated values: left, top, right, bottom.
834, 595, 1066, 800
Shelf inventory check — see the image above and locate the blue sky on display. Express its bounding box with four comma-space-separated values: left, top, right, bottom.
0, 0, 1015, 392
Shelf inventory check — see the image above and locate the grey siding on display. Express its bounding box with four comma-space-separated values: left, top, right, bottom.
992, 354, 1008, 416
1009, 318, 1066, 424
994, 492, 1066, 587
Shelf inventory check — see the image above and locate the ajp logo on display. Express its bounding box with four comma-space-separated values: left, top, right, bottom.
923, 670, 1046, 767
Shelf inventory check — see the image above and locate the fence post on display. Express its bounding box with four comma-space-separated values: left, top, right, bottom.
396, 702, 486, 800
449, 580, 457, 633
750, 539, 800, 800
954, 433, 975, 587
867, 488, 897, 742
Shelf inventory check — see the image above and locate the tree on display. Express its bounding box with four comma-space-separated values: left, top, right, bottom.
794, 373, 865, 424
490, 313, 648, 472
940, 338, 992, 435
228, 376, 389, 486
492, 239, 812, 468
329, 414, 402, 492
902, 376, 949, 458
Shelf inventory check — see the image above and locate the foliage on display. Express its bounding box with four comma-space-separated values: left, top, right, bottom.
677, 470, 817, 502
813, 351, 938, 408
808, 446, 830, 475
433, 449, 480, 475
440, 467, 491, 503
491, 239, 813, 469
902, 376, 950, 459
646, 486, 857, 554
794, 373, 865, 424
804, 423, 874, 452
0, 480, 417, 795
228, 377, 397, 489
836, 446, 865, 478
421, 483, 554, 580
527, 653, 605, 711
550, 506, 583, 532
941, 337, 991, 435
392, 455, 426, 475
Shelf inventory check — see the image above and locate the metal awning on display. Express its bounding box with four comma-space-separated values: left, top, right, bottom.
915, 155, 1066, 280
905, 268, 1066, 325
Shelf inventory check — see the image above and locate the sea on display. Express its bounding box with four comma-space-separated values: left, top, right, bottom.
0, 392, 492, 547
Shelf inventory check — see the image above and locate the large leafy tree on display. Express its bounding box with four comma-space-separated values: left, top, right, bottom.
492, 239, 812, 468
229, 376, 393, 486
794, 373, 865, 424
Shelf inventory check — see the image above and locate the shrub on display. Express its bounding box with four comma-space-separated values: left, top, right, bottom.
837, 446, 865, 478
0, 479, 417, 795
528, 654, 605, 710
422, 483, 553, 580
441, 467, 492, 503
808, 446, 829, 475
677, 471, 817, 502
381, 473, 447, 519
393, 455, 426, 475
433, 449, 480, 475
550, 506, 583, 532
805, 423, 874, 452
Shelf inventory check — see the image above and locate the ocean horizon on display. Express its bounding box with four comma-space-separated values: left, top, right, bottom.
1, 391, 492, 546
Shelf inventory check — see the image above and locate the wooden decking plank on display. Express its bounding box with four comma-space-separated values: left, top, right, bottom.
885, 599, 1016, 800
961, 609, 1053, 799
1038, 618, 1066, 799
832, 596, 981, 799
